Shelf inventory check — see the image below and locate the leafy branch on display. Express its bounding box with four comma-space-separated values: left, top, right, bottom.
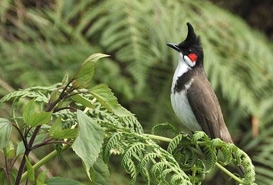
0, 53, 256, 185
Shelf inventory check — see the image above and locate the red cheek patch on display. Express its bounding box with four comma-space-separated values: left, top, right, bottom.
188, 53, 198, 62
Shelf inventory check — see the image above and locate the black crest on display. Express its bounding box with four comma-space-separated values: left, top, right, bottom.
177, 23, 201, 49
167, 22, 204, 65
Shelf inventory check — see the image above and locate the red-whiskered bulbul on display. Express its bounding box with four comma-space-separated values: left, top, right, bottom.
167, 22, 245, 176
167, 22, 233, 143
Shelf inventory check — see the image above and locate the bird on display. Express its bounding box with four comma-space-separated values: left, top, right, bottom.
167, 22, 233, 143
167, 22, 245, 177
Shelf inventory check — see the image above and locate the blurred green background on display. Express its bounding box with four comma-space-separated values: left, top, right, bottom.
0, 0, 273, 184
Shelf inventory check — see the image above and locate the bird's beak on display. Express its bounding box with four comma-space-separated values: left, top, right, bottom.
167, 43, 180, 52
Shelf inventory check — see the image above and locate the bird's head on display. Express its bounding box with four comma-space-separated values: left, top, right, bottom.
167, 22, 203, 68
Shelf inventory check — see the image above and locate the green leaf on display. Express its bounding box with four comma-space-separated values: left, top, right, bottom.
36, 170, 47, 185
72, 53, 109, 88
22, 99, 52, 127
92, 155, 110, 185
53, 129, 78, 139
49, 117, 78, 139
0, 118, 12, 150
90, 84, 132, 117
23, 99, 36, 124
49, 117, 62, 136
45, 177, 85, 185
71, 94, 95, 108
72, 110, 104, 181
16, 141, 25, 157
27, 111, 52, 127
4, 141, 15, 159
25, 157, 35, 182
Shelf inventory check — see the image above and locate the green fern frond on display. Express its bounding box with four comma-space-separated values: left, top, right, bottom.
0, 84, 60, 105
121, 142, 146, 163
192, 132, 216, 172
123, 159, 137, 184
151, 122, 179, 136
139, 153, 159, 181
151, 161, 191, 185
249, 134, 273, 185
119, 116, 143, 134
138, 152, 160, 183
192, 131, 210, 143
212, 139, 233, 165
167, 134, 190, 154
103, 132, 124, 163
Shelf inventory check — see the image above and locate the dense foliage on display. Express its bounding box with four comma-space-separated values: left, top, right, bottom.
1, 0, 273, 184
0, 53, 255, 185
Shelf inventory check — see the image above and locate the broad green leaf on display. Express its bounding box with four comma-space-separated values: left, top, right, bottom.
49, 117, 78, 139
36, 170, 47, 185
31, 134, 48, 146
16, 141, 25, 156
92, 155, 110, 185
27, 111, 52, 127
71, 94, 95, 108
45, 177, 85, 185
23, 99, 36, 124
89, 167, 96, 185
25, 157, 35, 182
72, 53, 109, 88
51, 129, 78, 139
49, 117, 62, 136
0, 118, 12, 150
22, 99, 52, 127
4, 141, 15, 159
90, 84, 132, 117
72, 110, 104, 181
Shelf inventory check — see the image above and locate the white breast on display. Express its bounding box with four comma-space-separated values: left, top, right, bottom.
171, 56, 202, 131
171, 84, 202, 131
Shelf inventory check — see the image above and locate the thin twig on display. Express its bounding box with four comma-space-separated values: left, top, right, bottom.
12, 124, 28, 149
31, 140, 72, 150
53, 106, 77, 113
15, 79, 75, 184
4, 150, 12, 185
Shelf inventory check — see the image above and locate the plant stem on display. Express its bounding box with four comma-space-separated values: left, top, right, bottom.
15, 82, 74, 184
143, 134, 172, 142
215, 162, 243, 183
14, 150, 30, 185
21, 144, 70, 182
4, 151, 11, 185
15, 123, 44, 184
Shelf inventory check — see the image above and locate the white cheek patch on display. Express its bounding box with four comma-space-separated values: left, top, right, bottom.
183, 55, 196, 67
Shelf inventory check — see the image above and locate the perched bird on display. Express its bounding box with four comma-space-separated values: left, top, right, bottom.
167, 22, 245, 176
167, 22, 233, 143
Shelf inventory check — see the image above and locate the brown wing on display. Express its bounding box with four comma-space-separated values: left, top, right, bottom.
186, 73, 233, 143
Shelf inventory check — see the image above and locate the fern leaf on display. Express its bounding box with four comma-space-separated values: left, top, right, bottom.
103, 132, 124, 163
167, 134, 191, 154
